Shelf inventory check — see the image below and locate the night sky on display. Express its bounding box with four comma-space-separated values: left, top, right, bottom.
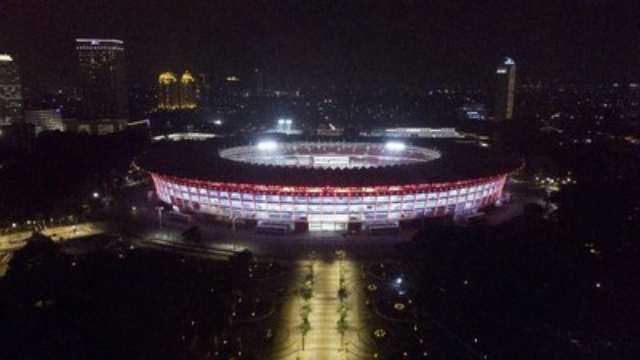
1, 0, 638, 91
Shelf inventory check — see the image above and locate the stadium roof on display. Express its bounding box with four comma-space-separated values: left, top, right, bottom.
137, 139, 522, 187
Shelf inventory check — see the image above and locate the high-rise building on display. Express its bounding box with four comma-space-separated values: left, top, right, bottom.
179, 71, 196, 109
252, 68, 264, 96
0, 54, 24, 126
157, 71, 199, 110
76, 38, 128, 120
158, 72, 179, 110
494, 57, 516, 121
195, 73, 209, 108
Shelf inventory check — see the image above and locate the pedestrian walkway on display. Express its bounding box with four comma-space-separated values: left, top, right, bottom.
272, 257, 372, 360
305, 261, 342, 359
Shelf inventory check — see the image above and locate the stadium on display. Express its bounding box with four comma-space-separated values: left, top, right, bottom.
137, 139, 521, 233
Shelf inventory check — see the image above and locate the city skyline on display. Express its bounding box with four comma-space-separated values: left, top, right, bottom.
1, 0, 638, 95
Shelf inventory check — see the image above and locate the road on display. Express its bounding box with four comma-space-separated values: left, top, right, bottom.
0, 222, 109, 252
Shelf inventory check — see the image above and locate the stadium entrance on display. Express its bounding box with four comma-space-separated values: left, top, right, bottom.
308, 214, 348, 232
309, 222, 347, 231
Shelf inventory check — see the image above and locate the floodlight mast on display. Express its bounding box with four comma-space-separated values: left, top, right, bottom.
385, 141, 406, 151
257, 140, 278, 151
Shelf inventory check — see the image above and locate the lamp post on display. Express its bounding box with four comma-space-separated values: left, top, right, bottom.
231, 215, 238, 239
155, 206, 164, 229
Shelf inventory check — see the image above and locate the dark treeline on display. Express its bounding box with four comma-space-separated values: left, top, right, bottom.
398, 182, 640, 360
0, 235, 239, 360
0, 130, 149, 224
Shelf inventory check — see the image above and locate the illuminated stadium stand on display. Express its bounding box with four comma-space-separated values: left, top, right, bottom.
139, 140, 520, 232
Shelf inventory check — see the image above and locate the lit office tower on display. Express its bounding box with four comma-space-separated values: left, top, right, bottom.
158, 72, 179, 110
0, 54, 23, 125
494, 57, 516, 121
195, 73, 209, 107
179, 71, 196, 109
76, 38, 128, 120
252, 68, 264, 96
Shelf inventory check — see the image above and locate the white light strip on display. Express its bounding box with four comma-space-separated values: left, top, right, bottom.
76, 38, 124, 44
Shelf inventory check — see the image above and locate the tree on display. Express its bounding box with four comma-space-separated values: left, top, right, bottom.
4, 233, 64, 305
6, 233, 60, 277
337, 314, 348, 349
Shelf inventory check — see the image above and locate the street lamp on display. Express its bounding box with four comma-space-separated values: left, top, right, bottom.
231, 215, 239, 239
155, 206, 164, 229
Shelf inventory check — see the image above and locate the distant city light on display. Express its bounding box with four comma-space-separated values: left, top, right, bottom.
385, 141, 406, 151
214, 119, 223, 125
257, 140, 278, 151
0, 54, 13, 62
93, 192, 100, 198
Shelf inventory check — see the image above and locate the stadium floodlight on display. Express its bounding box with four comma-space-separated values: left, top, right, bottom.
257, 140, 278, 151
278, 119, 285, 125
285, 119, 292, 125
385, 141, 406, 151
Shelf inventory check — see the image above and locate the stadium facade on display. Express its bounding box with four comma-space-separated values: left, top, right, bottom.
139, 140, 520, 232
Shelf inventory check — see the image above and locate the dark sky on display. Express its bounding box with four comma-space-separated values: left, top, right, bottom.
1, 0, 638, 91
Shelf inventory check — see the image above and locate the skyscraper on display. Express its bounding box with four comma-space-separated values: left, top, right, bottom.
179, 71, 196, 109
195, 73, 210, 108
252, 68, 264, 96
76, 38, 128, 120
158, 72, 179, 110
494, 57, 516, 121
0, 54, 23, 126
157, 71, 198, 110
